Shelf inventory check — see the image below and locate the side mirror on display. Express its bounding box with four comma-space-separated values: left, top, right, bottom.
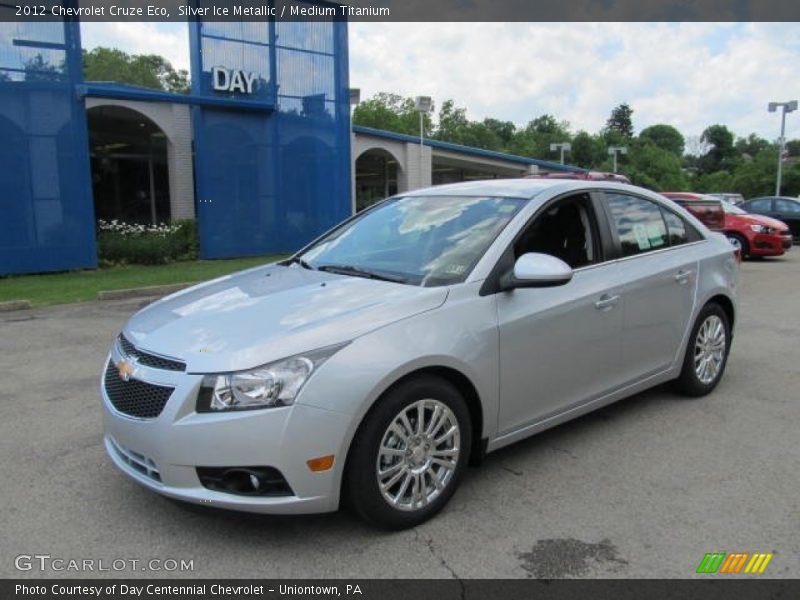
500, 253, 574, 290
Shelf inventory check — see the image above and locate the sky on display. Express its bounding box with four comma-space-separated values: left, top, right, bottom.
80, 21, 800, 144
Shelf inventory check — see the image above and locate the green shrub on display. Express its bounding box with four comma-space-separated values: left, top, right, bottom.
96, 219, 198, 266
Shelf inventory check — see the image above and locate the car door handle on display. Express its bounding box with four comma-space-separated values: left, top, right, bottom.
675, 269, 693, 285
594, 294, 620, 311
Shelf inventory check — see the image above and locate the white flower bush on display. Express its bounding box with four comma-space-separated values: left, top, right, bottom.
97, 219, 181, 237
96, 219, 198, 265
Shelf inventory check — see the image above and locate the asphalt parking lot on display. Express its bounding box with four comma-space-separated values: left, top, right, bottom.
1, 254, 798, 579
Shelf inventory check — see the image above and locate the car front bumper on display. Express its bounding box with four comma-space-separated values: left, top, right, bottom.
749, 232, 790, 256
101, 353, 354, 515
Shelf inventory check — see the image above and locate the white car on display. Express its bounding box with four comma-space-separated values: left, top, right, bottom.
102, 179, 738, 529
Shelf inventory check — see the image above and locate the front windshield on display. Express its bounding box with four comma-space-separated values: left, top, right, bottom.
298, 195, 526, 286
720, 200, 747, 215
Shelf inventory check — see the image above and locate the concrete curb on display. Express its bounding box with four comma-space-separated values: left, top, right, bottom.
0, 300, 31, 312
97, 282, 197, 301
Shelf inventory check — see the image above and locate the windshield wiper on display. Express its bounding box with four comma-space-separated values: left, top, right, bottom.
317, 264, 407, 283
284, 256, 316, 270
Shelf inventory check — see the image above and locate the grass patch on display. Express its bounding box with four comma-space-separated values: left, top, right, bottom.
0, 255, 286, 308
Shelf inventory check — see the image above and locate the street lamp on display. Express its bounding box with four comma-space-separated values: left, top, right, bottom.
608, 146, 628, 173
550, 142, 571, 165
768, 100, 798, 196
415, 96, 433, 189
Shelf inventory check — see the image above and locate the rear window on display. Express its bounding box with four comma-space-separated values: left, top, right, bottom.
606, 193, 669, 256
662, 209, 688, 246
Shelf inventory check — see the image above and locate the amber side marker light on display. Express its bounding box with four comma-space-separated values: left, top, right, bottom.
307, 455, 335, 472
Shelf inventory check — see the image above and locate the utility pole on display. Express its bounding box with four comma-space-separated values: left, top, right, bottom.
768, 100, 798, 196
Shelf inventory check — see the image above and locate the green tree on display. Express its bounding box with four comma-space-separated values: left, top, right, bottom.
730, 145, 788, 197
83, 47, 189, 93
784, 139, 800, 157
694, 170, 735, 193
735, 133, 770, 158
639, 124, 685, 156
605, 103, 634, 138
571, 131, 604, 168
435, 99, 471, 143
699, 124, 737, 173
482, 118, 516, 147
620, 139, 688, 191
352, 92, 430, 136
508, 114, 572, 160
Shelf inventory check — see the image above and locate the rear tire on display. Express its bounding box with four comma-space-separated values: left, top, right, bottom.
674, 303, 731, 397
344, 375, 471, 530
726, 233, 749, 259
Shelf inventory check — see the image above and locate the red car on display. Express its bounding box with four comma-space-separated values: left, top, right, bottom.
526, 171, 632, 184
662, 192, 792, 258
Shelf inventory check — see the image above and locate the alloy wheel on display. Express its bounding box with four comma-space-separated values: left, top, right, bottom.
694, 315, 726, 385
375, 399, 461, 512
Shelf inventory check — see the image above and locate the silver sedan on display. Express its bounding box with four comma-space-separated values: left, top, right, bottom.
101, 179, 738, 529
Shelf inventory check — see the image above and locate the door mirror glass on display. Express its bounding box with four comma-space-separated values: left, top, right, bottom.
503, 252, 574, 289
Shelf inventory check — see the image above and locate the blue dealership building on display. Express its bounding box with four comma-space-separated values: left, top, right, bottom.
0, 7, 577, 277
1, 6, 352, 275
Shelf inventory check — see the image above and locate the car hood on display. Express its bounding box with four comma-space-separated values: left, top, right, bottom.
733, 213, 789, 231
123, 264, 448, 373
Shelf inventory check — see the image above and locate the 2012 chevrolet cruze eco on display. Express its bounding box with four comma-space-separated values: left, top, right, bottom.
102, 179, 738, 529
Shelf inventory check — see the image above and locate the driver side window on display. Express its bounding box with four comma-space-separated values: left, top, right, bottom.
513, 193, 601, 269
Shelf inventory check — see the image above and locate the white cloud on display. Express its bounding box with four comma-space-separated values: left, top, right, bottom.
350, 22, 800, 141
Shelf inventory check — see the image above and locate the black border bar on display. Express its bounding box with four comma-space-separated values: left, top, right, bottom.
3, 0, 800, 22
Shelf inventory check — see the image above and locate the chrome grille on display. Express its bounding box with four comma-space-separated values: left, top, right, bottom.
104, 361, 174, 419
118, 334, 185, 372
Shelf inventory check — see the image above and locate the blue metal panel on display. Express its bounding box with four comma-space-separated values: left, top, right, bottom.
192, 1, 351, 259
0, 8, 97, 275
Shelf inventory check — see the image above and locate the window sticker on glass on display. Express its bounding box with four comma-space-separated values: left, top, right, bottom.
633, 223, 652, 250
646, 223, 665, 247
443, 264, 467, 275
499, 204, 517, 213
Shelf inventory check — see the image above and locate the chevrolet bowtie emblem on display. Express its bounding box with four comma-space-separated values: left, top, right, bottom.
117, 359, 136, 382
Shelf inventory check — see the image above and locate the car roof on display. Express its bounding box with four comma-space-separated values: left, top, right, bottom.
662, 192, 720, 201
400, 178, 646, 200
746, 196, 798, 201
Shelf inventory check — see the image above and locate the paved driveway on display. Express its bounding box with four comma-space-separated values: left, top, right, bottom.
1, 254, 798, 579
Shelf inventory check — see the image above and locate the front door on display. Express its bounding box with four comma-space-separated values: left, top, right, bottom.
497, 193, 624, 433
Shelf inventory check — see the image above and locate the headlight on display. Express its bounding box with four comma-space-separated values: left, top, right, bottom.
750, 224, 772, 234
197, 344, 347, 412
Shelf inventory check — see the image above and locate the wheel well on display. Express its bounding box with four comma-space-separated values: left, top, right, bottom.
413, 366, 485, 464
707, 294, 735, 331
343, 366, 485, 479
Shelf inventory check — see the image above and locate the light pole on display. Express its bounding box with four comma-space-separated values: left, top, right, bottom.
768, 100, 797, 196
608, 146, 628, 173
414, 96, 432, 189
550, 142, 571, 165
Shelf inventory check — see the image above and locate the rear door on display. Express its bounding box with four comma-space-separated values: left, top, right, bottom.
601, 192, 699, 382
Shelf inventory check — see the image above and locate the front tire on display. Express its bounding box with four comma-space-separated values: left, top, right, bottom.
674, 303, 731, 397
726, 233, 749, 259
344, 375, 471, 529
